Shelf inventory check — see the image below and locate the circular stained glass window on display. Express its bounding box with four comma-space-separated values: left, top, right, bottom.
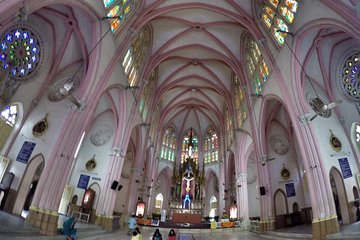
0, 25, 42, 80
341, 52, 360, 101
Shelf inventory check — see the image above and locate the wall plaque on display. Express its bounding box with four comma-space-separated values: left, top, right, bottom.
77, 174, 90, 189
338, 158, 352, 179
16, 141, 36, 164
285, 183, 296, 197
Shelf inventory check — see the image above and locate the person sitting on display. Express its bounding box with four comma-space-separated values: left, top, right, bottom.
131, 230, 141, 240
168, 229, 176, 240
135, 227, 143, 240
152, 228, 163, 240
60, 216, 77, 240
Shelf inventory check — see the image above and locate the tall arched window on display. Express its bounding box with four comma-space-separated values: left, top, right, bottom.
122, 26, 151, 87
244, 35, 271, 96
139, 70, 156, 122
260, 0, 300, 45
155, 193, 163, 214
181, 128, 198, 164
149, 104, 160, 145
209, 196, 217, 218
233, 74, 247, 127
204, 127, 219, 164
102, 0, 139, 32
160, 126, 176, 162
225, 109, 233, 146
0, 104, 18, 150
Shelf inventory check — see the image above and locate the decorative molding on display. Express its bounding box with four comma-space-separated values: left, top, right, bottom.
90, 124, 113, 146
269, 135, 289, 155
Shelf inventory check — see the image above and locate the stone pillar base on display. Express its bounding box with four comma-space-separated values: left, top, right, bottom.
94, 215, 114, 231
312, 216, 339, 240
259, 220, 275, 232
26, 206, 59, 236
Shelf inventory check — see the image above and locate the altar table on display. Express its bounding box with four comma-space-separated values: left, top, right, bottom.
172, 213, 201, 224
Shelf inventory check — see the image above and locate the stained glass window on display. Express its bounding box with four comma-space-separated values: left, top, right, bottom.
0, 103, 18, 150
160, 126, 177, 162
204, 127, 219, 164
102, 0, 138, 32
149, 105, 160, 145
139, 70, 156, 122
0, 26, 41, 80
226, 109, 233, 146
244, 35, 271, 96
233, 74, 247, 127
181, 128, 198, 164
341, 52, 360, 100
0, 104, 17, 127
122, 26, 150, 87
260, 0, 299, 45
355, 123, 360, 143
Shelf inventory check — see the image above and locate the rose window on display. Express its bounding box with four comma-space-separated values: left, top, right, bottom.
341, 53, 360, 100
0, 26, 41, 80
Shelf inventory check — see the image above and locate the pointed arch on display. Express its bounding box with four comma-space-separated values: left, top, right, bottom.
13, 154, 45, 215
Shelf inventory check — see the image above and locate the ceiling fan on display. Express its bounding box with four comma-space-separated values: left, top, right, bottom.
109, 147, 133, 161
308, 96, 342, 121
305, 75, 342, 122
274, 29, 343, 123
59, 82, 86, 112
109, 147, 125, 157
249, 156, 276, 166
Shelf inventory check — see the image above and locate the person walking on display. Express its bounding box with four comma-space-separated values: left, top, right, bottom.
127, 214, 137, 235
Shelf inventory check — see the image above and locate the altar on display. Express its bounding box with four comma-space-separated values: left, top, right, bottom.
172, 212, 202, 224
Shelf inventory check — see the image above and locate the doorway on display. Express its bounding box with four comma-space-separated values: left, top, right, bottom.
330, 167, 350, 224
12, 154, 44, 217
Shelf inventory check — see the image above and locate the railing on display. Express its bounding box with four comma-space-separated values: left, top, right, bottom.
72, 211, 90, 223
249, 220, 259, 233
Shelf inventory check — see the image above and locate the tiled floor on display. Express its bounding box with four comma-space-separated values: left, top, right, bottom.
0, 211, 360, 240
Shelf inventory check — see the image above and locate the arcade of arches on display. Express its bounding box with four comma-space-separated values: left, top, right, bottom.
0, 1, 359, 240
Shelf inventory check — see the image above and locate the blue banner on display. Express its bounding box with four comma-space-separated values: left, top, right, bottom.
338, 158, 352, 179
16, 141, 36, 164
77, 174, 90, 189
285, 183, 296, 197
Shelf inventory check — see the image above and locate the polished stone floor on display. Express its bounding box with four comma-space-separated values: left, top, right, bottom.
0, 211, 360, 239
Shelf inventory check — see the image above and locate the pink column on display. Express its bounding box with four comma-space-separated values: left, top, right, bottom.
236, 172, 249, 220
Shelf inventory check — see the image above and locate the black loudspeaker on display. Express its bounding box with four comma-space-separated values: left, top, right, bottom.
260, 186, 266, 195
117, 185, 123, 191
111, 181, 118, 190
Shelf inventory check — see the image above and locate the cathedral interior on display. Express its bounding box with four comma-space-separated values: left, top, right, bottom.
0, 1, 360, 239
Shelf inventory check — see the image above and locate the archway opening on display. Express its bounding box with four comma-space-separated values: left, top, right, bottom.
330, 168, 350, 224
